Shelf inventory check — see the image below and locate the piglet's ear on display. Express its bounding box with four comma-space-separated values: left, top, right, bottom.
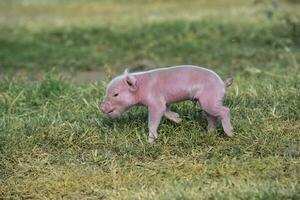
124, 69, 137, 92
124, 68, 129, 76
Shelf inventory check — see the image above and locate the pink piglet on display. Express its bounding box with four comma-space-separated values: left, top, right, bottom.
100, 65, 234, 143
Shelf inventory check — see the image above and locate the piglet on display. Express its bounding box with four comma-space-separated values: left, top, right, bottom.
100, 65, 234, 143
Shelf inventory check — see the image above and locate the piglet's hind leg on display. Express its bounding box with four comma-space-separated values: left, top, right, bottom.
198, 91, 234, 137
218, 106, 234, 137
206, 113, 217, 133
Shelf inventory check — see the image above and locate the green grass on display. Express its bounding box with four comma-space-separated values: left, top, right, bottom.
0, 68, 299, 199
1, 0, 300, 72
1, 19, 299, 72
0, 0, 300, 199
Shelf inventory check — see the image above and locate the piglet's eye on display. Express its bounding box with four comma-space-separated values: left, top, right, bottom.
113, 93, 119, 97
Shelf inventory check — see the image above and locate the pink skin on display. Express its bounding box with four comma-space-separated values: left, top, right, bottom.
100, 65, 234, 143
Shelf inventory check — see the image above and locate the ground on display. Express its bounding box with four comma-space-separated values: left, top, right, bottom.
0, 0, 299, 199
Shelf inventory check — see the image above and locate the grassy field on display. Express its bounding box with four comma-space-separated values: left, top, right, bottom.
0, 0, 300, 199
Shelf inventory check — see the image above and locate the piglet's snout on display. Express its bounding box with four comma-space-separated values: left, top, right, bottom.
100, 102, 108, 113
100, 101, 115, 114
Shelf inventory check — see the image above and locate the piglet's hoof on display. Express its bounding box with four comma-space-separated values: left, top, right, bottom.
148, 137, 156, 144
173, 117, 182, 124
226, 130, 235, 137
164, 111, 182, 124
227, 133, 234, 137
207, 128, 216, 134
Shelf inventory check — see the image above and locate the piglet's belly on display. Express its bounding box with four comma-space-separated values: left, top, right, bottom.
164, 90, 191, 104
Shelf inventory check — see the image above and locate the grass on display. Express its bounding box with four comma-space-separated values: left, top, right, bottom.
0, 0, 300, 199
1, 0, 300, 72
1, 19, 299, 72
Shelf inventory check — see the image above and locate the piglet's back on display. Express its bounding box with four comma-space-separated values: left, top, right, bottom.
136, 65, 224, 103
146, 65, 223, 88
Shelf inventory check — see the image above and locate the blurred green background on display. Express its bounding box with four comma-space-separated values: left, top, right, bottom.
1, 0, 299, 81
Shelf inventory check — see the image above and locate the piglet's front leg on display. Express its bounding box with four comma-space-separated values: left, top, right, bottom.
164, 109, 182, 124
148, 105, 166, 143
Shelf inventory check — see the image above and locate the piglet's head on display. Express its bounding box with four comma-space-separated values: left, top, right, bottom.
100, 69, 139, 118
